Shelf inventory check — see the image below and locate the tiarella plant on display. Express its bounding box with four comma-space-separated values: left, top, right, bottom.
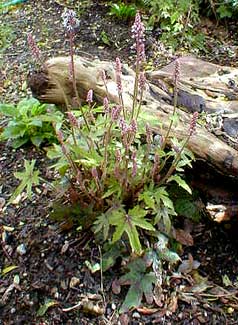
45, 11, 198, 254
11, 11, 198, 311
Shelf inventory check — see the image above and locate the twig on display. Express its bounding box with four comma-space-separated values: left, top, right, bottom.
62, 302, 82, 312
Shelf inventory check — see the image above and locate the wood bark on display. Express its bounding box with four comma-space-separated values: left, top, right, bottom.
28, 56, 238, 178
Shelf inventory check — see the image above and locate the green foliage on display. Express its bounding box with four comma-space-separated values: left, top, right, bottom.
0, 98, 63, 148
211, 0, 238, 19
109, 206, 156, 255
117, 257, 157, 312
197, 0, 238, 19
109, 2, 137, 21
142, 0, 203, 49
9, 160, 41, 203
112, 233, 180, 312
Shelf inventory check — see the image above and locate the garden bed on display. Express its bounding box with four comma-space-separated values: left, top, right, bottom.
1, 1, 238, 324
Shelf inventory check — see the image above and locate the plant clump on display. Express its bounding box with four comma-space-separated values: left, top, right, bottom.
6, 10, 199, 312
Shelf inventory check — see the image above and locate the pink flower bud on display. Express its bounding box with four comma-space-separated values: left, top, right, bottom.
91, 167, 99, 179
103, 97, 110, 114
86, 89, 93, 103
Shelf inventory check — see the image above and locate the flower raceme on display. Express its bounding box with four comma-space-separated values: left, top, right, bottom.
131, 12, 146, 64
27, 33, 41, 62
62, 8, 80, 33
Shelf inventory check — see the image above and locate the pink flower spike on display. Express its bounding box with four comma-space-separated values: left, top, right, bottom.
111, 105, 122, 121
189, 111, 199, 136
131, 12, 145, 63
86, 89, 93, 103
27, 33, 41, 61
139, 71, 146, 91
174, 59, 181, 86
130, 119, 137, 134
62, 9, 80, 33
103, 97, 110, 114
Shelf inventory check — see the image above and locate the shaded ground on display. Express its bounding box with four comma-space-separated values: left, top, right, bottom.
1, 1, 238, 324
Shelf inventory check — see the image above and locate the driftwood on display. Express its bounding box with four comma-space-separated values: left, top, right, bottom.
28, 56, 238, 178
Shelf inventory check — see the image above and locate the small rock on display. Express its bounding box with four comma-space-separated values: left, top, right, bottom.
54, 291, 60, 299
132, 312, 141, 319
69, 276, 80, 288
61, 240, 69, 254
16, 243, 27, 255
5, 244, 13, 257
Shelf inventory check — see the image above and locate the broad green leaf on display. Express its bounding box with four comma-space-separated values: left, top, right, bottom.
79, 157, 100, 167
168, 175, 192, 194
108, 210, 125, 225
138, 191, 155, 210
120, 282, 143, 312
1, 265, 18, 276
29, 119, 43, 127
141, 272, 157, 304
17, 98, 39, 116
93, 213, 110, 240
154, 187, 174, 210
102, 242, 124, 271
38, 113, 63, 124
125, 223, 142, 255
132, 218, 155, 232
129, 205, 147, 219
222, 274, 232, 287
2, 123, 26, 139
102, 186, 119, 199
46, 144, 63, 159
156, 233, 169, 251
162, 249, 181, 264
9, 160, 41, 203
175, 198, 200, 221
31, 136, 43, 147
112, 222, 126, 243
0, 103, 16, 116
118, 257, 156, 313
11, 137, 28, 149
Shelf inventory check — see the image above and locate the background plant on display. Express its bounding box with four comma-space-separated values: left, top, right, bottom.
143, 0, 204, 49
109, 2, 137, 21
0, 98, 63, 148
200, 0, 238, 19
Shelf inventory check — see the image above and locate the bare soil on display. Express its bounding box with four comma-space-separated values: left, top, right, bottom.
1, 1, 238, 324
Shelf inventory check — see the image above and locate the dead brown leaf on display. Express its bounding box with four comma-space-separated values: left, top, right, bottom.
174, 228, 194, 246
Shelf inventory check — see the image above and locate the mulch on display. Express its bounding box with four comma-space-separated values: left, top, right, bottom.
1, 1, 238, 324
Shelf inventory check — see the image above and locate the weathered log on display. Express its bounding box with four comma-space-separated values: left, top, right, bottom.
28, 56, 238, 178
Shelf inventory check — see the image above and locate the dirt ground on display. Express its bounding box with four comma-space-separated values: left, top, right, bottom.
1, 1, 238, 324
